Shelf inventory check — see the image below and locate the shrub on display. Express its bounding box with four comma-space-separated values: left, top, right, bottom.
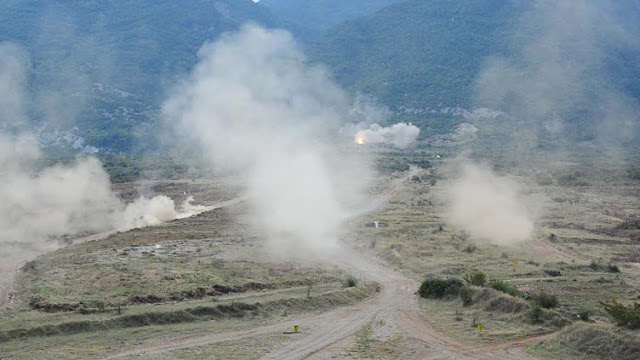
463, 244, 477, 253
527, 305, 544, 323
607, 263, 620, 273
22, 260, 37, 272
454, 308, 463, 321
589, 260, 620, 273
601, 300, 640, 329
418, 278, 464, 299
532, 291, 559, 309
460, 287, 474, 307
342, 276, 358, 288
489, 280, 521, 297
551, 323, 640, 360
484, 295, 527, 314
578, 310, 590, 322
464, 271, 486, 286
544, 270, 562, 277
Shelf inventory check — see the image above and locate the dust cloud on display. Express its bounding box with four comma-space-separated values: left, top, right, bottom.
0, 42, 208, 270
446, 163, 534, 246
163, 24, 377, 255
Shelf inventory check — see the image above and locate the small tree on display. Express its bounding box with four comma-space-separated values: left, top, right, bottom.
532, 291, 559, 309
464, 271, 486, 286
601, 300, 640, 329
460, 287, 474, 307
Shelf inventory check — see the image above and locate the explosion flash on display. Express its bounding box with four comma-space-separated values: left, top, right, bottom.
355, 136, 366, 145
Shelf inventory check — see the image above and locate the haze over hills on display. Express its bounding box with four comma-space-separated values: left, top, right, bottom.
310, 0, 640, 142
0, 0, 287, 152
0, 0, 638, 152
258, 0, 400, 38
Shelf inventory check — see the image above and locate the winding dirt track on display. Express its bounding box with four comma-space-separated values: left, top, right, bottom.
107, 246, 551, 359
107, 173, 553, 359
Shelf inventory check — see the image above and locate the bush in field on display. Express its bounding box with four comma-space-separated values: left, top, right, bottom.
489, 280, 521, 297
459, 287, 474, 306
342, 276, 358, 288
527, 305, 544, 323
532, 291, 559, 309
418, 278, 464, 299
601, 300, 640, 329
464, 271, 486, 286
578, 309, 591, 322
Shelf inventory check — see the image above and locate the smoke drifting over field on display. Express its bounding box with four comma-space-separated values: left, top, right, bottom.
164, 25, 376, 254
0, 42, 206, 269
0, 43, 29, 128
474, 0, 639, 146
446, 163, 534, 245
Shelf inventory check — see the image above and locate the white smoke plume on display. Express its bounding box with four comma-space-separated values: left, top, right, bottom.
353, 122, 420, 148
0, 42, 208, 270
164, 24, 376, 254
446, 163, 534, 246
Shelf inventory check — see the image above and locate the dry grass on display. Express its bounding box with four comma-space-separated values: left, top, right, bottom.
533, 323, 640, 360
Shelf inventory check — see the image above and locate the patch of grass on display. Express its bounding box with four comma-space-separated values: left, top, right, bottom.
607, 263, 620, 273
418, 278, 464, 299
601, 300, 640, 329
488, 280, 520, 297
544, 270, 562, 277
0, 284, 380, 343
526, 305, 544, 324
462, 244, 477, 253
459, 287, 474, 307
537, 323, 640, 360
578, 309, 591, 322
532, 291, 559, 309
463, 271, 486, 286
589, 260, 621, 273
342, 276, 359, 288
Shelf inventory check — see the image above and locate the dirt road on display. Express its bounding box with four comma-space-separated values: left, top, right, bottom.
107, 172, 551, 359
107, 245, 549, 359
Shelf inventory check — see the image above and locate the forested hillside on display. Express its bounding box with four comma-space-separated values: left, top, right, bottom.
0, 0, 287, 151
259, 0, 399, 38
310, 0, 640, 139
1, 0, 638, 150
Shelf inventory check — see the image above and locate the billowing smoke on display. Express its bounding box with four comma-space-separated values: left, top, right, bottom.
0, 134, 208, 270
353, 122, 420, 148
0, 42, 209, 271
446, 163, 534, 245
164, 25, 375, 254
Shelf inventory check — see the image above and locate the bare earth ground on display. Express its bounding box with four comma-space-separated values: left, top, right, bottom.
1, 164, 639, 359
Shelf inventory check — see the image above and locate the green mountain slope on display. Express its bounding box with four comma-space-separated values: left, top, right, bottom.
0, 0, 287, 152
310, 0, 640, 139
259, 0, 400, 38
310, 0, 522, 110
